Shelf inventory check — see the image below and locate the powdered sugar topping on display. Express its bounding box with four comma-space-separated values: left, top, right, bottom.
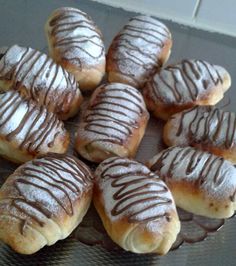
145, 59, 228, 104
149, 146, 236, 201
95, 157, 176, 223
47, 7, 105, 68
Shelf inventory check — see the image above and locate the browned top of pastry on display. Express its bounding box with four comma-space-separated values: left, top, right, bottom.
0, 154, 93, 235
47, 7, 105, 68
95, 157, 175, 224
78, 83, 149, 148
168, 106, 236, 149
107, 15, 171, 87
0, 90, 67, 153
145, 59, 229, 104
149, 146, 236, 201
0, 44, 80, 116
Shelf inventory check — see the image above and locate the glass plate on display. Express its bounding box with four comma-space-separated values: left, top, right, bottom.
0, 0, 236, 265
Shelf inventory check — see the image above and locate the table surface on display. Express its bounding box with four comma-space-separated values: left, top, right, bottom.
0, 0, 236, 265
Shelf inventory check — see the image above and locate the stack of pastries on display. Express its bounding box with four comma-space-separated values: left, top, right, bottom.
0, 5, 234, 257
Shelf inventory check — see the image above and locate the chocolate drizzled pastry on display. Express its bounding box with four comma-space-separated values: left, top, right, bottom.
0, 90, 69, 163
107, 15, 172, 89
75, 83, 149, 163
45, 7, 106, 90
93, 157, 180, 254
0, 154, 93, 254
0, 44, 82, 120
148, 146, 236, 218
164, 106, 236, 163
143, 59, 231, 120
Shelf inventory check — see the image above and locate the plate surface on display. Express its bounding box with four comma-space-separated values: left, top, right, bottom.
0, 0, 236, 265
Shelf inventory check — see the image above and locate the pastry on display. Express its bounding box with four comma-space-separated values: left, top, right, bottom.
93, 157, 180, 254
106, 15, 172, 89
163, 106, 236, 163
45, 7, 106, 91
0, 90, 69, 163
0, 44, 82, 120
143, 59, 231, 120
0, 154, 93, 254
147, 146, 236, 218
75, 83, 149, 163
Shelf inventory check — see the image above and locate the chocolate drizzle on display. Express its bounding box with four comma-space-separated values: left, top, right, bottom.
78, 83, 149, 146
145, 59, 227, 104
149, 146, 236, 201
0, 44, 79, 117
0, 155, 93, 235
173, 106, 236, 149
47, 7, 105, 68
96, 157, 174, 223
0, 90, 66, 153
107, 15, 171, 87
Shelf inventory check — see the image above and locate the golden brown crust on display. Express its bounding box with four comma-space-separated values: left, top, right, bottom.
0, 155, 93, 254
143, 59, 231, 120
106, 15, 172, 89
93, 157, 180, 254
45, 7, 106, 91
163, 106, 236, 164
0, 91, 69, 164
0, 44, 82, 120
147, 146, 236, 218
75, 83, 149, 163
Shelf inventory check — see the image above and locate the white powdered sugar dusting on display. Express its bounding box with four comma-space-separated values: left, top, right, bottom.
0, 90, 66, 153
149, 146, 236, 201
169, 106, 236, 149
0, 155, 93, 234
0, 44, 78, 114
146, 59, 228, 104
95, 157, 176, 223
77, 83, 149, 151
48, 7, 105, 67
108, 15, 171, 87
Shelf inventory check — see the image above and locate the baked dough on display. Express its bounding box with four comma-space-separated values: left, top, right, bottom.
75, 83, 149, 163
0, 90, 69, 163
45, 7, 106, 91
147, 146, 236, 218
94, 157, 180, 254
0, 45, 82, 120
163, 106, 236, 163
0, 154, 93, 254
143, 59, 231, 120
107, 15, 172, 89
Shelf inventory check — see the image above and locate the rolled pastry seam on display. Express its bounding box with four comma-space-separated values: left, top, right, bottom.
163, 106, 236, 164
45, 7, 106, 91
0, 90, 69, 163
94, 157, 180, 255
106, 15, 172, 89
0, 44, 82, 120
75, 83, 149, 163
0, 154, 93, 254
143, 59, 231, 120
147, 146, 236, 218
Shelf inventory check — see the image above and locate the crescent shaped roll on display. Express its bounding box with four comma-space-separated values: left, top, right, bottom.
106, 15, 172, 89
75, 83, 149, 163
45, 7, 106, 91
0, 154, 93, 254
0, 44, 82, 120
163, 106, 236, 163
94, 157, 180, 254
147, 146, 236, 218
0, 90, 69, 163
143, 59, 231, 120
